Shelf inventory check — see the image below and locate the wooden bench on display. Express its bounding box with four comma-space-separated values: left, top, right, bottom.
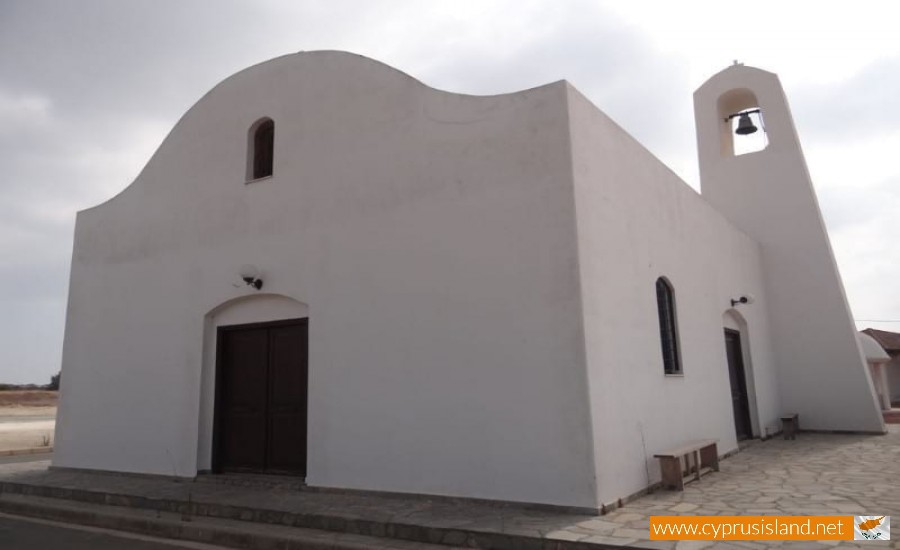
780, 413, 799, 440
654, 439, 719, 491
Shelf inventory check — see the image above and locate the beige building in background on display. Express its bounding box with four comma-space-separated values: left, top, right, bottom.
54, 52, 885, 512
861, 328, 900, 410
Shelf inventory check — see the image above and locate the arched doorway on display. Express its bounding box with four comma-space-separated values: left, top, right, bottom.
214, 317, 308, 475
722, 310, 758, 440
199, 294, 309, 476
724, 329, 752, 440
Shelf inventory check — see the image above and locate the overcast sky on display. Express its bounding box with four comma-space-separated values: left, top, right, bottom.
1, 1, 899, 384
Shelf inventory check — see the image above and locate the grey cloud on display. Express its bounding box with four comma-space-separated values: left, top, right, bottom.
819, 175, 900, 231
1, 0, 388, 120
791, 57, 900, 140
408, 1, 692, 170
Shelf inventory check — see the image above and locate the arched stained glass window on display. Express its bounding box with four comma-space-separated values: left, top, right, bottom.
656, 277, 682, 374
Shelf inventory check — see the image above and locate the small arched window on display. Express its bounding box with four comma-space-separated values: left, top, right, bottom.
655, 277, 682, 374
247, 118, 274, 181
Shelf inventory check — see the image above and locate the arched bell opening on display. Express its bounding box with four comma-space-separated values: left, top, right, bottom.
717, 88, 767, 157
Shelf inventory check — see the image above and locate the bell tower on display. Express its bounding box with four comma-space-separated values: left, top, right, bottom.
694, 64, 884, 432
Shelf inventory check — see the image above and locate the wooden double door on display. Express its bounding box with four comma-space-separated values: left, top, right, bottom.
214, 318, 308, 476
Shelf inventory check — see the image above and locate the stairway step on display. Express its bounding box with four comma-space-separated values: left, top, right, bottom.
0, 493, 465, 550
0, 478, 615, 550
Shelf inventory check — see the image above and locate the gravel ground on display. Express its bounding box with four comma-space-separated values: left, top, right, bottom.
0, 408, 55, 452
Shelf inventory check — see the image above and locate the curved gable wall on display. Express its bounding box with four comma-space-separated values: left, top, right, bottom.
56, 52, 596, 508
75, 52, 569, 262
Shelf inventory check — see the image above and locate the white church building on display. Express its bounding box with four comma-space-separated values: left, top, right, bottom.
54, 51, 885, 512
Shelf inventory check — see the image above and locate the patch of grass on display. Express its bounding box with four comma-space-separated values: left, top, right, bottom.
0, 384, 46, 391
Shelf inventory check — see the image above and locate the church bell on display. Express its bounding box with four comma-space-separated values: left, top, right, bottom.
735, 112, 758, 135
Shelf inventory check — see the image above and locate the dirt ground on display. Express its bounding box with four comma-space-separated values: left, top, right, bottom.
0, 391, 57, 451
0, 390, 58, 408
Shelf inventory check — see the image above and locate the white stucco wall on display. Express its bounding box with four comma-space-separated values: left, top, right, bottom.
54, 52, 598, 508
695, 65, 884, 433
566, 86, 781, 507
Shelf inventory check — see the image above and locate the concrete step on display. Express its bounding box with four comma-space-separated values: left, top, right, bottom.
0, 480, 615, 550
0, 492, 467, 550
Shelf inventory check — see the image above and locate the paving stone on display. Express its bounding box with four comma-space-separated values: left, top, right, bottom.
670, 503, 700, 513
575, 518, 619, 532
809, 494, 844, 501
632, 540, 677, 550
700, 501, 733, 510
545, 530, 587, 541
610, 512, 647, 523
613, 527, 650, 539
729, 542, 770, 549
583, 534, 639, 546
674, 541, 715, 550
628, 519, 651, 530
778, 542, 829, 549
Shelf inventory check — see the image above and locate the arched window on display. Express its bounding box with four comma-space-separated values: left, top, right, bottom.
655, 277, 682, 374
247, 118, 274, 181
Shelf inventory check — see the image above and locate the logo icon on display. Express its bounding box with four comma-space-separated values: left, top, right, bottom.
854, 516, 890, 540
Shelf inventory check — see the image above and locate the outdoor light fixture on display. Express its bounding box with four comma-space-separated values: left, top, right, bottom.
725, 109, 761, 135
239, 264, 264, 290
731, 295, 755, 307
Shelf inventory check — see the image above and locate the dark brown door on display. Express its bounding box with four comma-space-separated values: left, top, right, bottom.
215, 318, 308, 476
266, 324, 308, 474
724, 329, 753, 440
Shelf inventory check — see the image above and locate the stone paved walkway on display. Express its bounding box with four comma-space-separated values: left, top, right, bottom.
0, 426, 897, 550
594, 426, 900, 550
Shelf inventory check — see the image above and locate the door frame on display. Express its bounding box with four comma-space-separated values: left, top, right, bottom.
724, 328, 754, 441
212, 317, 308, 475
